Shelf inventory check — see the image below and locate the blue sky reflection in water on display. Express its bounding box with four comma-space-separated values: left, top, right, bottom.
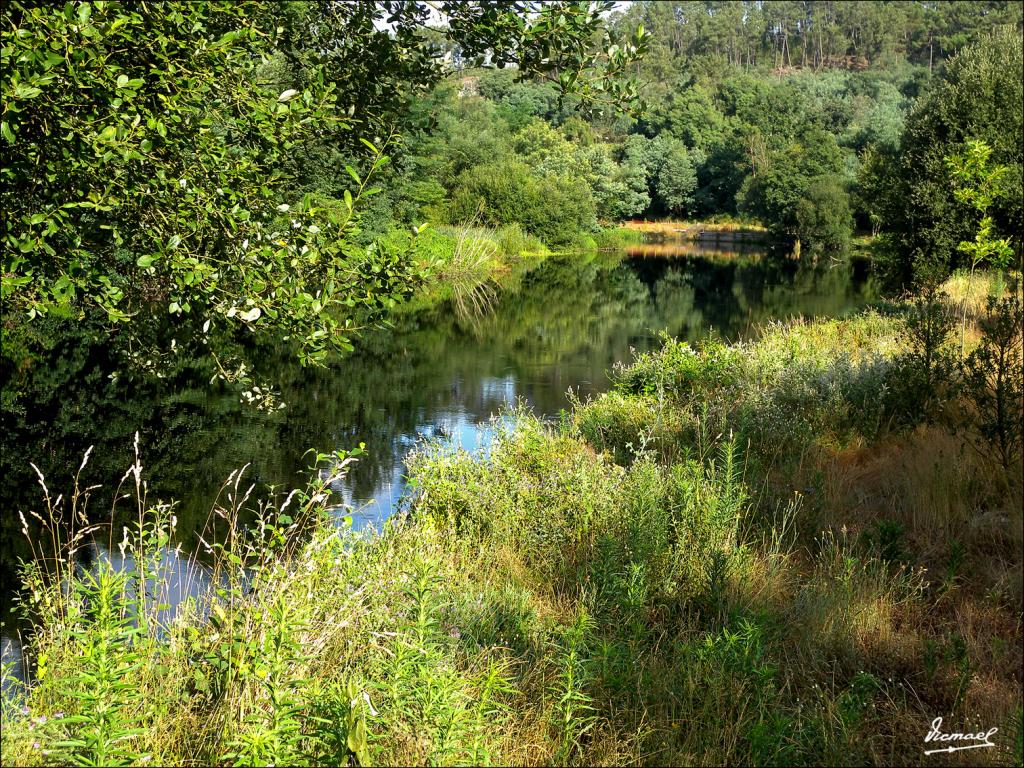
0, 241, 877, 686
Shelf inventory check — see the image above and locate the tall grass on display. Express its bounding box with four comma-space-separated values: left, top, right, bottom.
2, 295, 1021, 767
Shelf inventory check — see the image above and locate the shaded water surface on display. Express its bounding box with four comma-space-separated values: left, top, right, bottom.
1, 241, 877, 684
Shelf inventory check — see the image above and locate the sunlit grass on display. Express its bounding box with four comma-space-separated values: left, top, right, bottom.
3, 300, 1021, 767
621, 218, 769, 235
940, 268, 1023, 319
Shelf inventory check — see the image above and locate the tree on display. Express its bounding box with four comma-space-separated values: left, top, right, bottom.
795, 175, 854, 253
653, 138, 698, 218
2, 1, 647, 373
870, 27, 1023, 286
737, 125, 849, 250
1, 1, 385, 371
946, 139, 1016, 355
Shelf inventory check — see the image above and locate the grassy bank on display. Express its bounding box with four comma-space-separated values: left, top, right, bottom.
622, 219, 771, 240
388, 222, 640, 321
2, 276, 1021, 767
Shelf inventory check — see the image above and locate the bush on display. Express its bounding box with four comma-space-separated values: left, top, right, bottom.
494, 223, 547, 258
572, 392, 697, 465
963, 295, 1024, 471
594, 227, 645, 250
889, 292, 958, 424
449, 160, 597, 248
612, 335, 741, 400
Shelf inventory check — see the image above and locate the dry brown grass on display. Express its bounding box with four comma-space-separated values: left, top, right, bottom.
778, 420, 1023, 765
940, 269, 1023, 319
812, 425, 1021, 572
621, 219, 769, 235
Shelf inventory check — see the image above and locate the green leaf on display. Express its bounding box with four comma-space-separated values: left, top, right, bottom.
0, 121, 14, 143
116, 74, 129, 88
137, 254, 156, 268
13, 84, 42, 100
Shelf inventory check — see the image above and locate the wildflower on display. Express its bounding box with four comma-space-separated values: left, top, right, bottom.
178, 178, 187, 189
277, 203, 290, 212
32, 743, 40, 750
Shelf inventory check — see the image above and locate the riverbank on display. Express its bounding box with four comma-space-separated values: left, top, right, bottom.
2, 272, 1020, 767
623, 218, 772, 242
384, 223, 643, 319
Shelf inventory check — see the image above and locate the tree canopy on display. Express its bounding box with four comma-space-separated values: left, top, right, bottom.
860, 25, 1023, 284
1, 0, 646, 370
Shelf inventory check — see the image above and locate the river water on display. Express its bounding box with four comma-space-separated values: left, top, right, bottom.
0, 238, 877, 688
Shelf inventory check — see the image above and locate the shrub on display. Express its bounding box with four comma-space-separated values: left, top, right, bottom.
572, 391, 696, 465
494, 223, 547, 258
612, 334, 741, 401
890, 291, 958, 424
963, 295, 1024, 471
449, 160, 597, 247
593, 227, 644, 250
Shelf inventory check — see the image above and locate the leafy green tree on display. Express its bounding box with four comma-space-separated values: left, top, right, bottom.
616, 135, 655, 218
947, 139, 1016, 277
738, 125, 849, 250
653, 138, 698, 218
871, 27, 1023, 285
2, 0, 647, 373
638, 84, 728, 152
946, 139, 1016, 355
795, 175, 854, 253
1, 1, 400, 371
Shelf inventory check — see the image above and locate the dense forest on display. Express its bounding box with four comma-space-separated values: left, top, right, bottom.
1, 2, 1023, 767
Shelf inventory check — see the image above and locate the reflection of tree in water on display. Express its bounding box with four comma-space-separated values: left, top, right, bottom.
1, 248, 875, 576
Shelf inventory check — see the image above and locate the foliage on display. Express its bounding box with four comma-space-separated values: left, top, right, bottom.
3, 297, 1023, 766
891, 292, 959, 424
652, 138, 699, 218
947, 139, 1016, 275
450, 160, 597, 247
1, 0, 648, 377
0, 2, 427, 371
866, 27, 1023, 285
794, 175, 853, 253
614, 0, 1022, 71
963, 295, 1024, 472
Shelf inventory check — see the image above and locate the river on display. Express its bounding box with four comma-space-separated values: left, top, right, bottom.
0, 237, 877, 689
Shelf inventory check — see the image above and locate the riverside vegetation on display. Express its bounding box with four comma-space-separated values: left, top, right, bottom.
2, 2, 1024, 767
1, 271, 1021, 767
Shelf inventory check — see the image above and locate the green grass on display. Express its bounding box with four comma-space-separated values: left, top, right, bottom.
593, 226, 646, 250
2, 296, 1021, 767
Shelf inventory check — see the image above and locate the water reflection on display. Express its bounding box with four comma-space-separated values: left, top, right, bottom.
2, 534, 217, 700
1, 242, 878, 682
625, 235, 769, 260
